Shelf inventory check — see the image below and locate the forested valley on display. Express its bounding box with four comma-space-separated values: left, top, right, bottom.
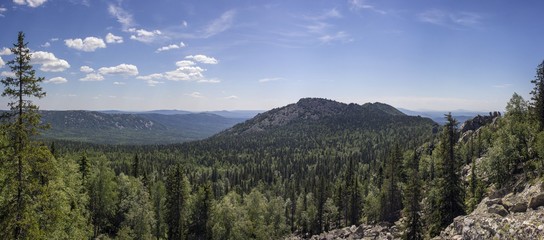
2, 33, 544, 240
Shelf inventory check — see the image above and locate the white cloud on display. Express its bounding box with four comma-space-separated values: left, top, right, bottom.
65, 37, 106, 52
182, 21, 188, 27
319, 31, 353, 43
45, 77, 67, 84
80, 65, 94, 73
128, 28, 162, 43
98, 63, 138, 76
156, 42, 186, 53
165, 65, 205, 81
185, 55, 218, 64
259, 77, 283, 83
0, 57, 4, 68
187, 92, 203, 98
113, 81, 125, 85
31, 51, 70, 72
80, 73, 104, 81
136, 74, 165, 86
145, 79, 163, 87
41, 42, 51, 48
13, 0, 47, 8
105, 33, 123, 44
50, 38, 59, 42
0, 47, 11, 55
418, 9, 482, 28
198, 79, 221, 83
175, 60, 195, 67
203, 10, 236, 38
0, 7, 6, 17
108, 4, 133, 30
225, 95, 239, 100
1, 71, 15, 78
348, 0, 386, 14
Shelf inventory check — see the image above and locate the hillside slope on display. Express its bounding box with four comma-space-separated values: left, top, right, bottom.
219, 98, 434, 137
39, 111, 245, 144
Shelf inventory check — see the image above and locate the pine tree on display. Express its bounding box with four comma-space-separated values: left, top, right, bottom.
132, 153, 140, 178
402, 151, 422, 240
531, 60, 544, 130
0, 31, 49, 239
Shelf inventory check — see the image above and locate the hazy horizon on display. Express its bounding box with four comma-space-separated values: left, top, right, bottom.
0, 0, 541, 112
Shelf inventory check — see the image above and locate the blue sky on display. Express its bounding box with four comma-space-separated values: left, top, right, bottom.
0, 0, 542, 111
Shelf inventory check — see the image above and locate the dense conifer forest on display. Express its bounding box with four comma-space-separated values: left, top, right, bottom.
2, 33, 544, 240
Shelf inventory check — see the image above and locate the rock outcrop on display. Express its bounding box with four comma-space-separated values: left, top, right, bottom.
285, 223, 399, 240
435, 181, 544, 239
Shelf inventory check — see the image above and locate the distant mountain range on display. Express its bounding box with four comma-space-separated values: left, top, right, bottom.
33, 101, 490, 145
398, 108, 491, 125
39, 110, 249, 144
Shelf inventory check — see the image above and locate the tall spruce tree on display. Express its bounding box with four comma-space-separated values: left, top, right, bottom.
531, 60, 544, 130
402, 150, 422, 240
437, 114, 464, 230
0, 31, 49, 239
166, 164, 190, 239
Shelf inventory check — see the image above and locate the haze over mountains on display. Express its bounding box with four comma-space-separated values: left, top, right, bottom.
35, 98, 469, 145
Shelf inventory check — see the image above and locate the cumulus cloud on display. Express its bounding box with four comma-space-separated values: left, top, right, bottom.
128, 28, 162, 43
175, 60, 195, 67
98, 63, 138, 76
80, 65, 94, 73
145, 79, 163, 87
13, 0, 47, 8
41, 42, 51, 48
185, 55, 218, 64
45, 77, 67, 84
65, 37, 106, 52
0, 47, 11, 55
31, 51, 70, 72
80, 73, 104, 81
105, 33, 123, 44
0, 57, 4, 68
0, 7, 6, 17
108, 4, 133, 30
156, 42, 186, 53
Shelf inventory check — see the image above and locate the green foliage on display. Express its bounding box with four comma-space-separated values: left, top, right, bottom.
530, 60, 544, 130
165, 165, 191, 239
402, 151, 422, 240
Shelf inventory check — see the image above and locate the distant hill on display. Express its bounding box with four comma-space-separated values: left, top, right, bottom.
399, 108, 490, 125
39, 111, 245, 144
218, 98, 437, 138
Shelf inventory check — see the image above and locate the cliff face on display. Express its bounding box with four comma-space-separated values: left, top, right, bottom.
435, 180, 544, 240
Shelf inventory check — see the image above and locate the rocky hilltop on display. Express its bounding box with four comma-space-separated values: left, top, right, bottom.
435, 180, 544, 239
219, 98, 429, 136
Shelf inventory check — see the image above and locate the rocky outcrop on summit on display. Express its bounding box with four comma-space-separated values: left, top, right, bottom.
435, 181, 544, 239
460, 113, 499, 134
219, 98, 434, 136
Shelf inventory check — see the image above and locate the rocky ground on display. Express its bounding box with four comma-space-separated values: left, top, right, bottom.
285, 223, 399, 240
434, 180, 544, 239
286, 180, 544, 240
